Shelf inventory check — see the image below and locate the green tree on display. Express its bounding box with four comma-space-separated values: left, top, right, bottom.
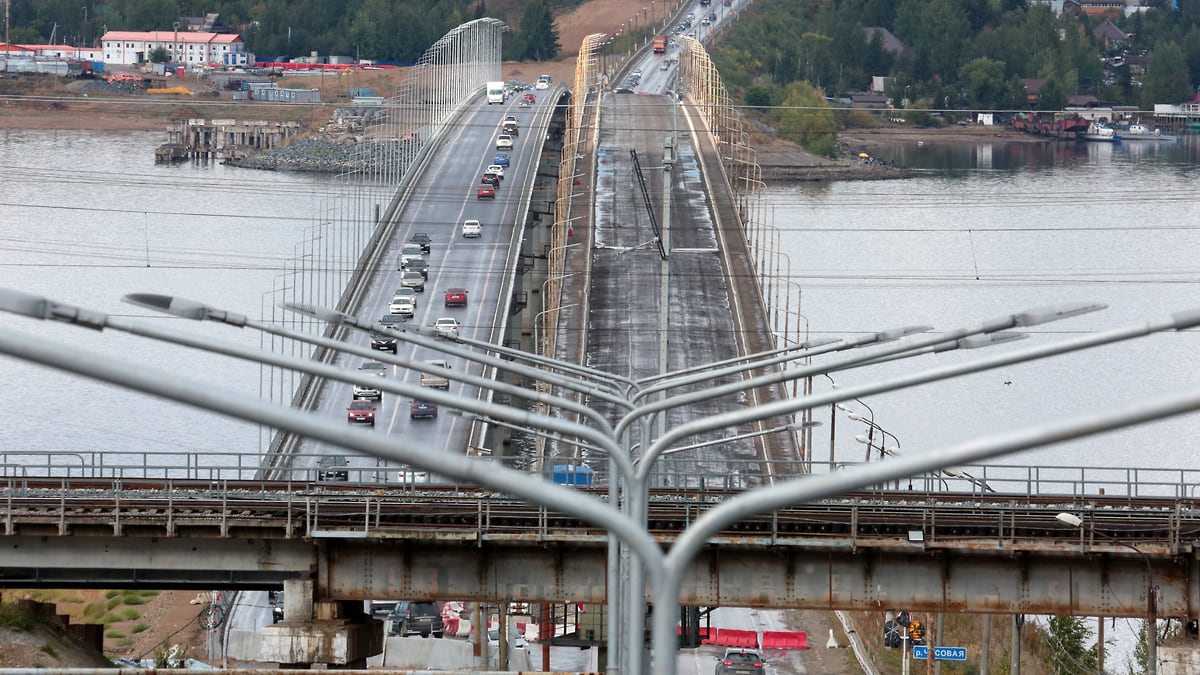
1037, 76, 1067, 111
1044, 615, 1097, 675
959, 56, 1007, 109
745, 85, 774, 108
1141, 40, 1193, 106
516, 0, 559, 61
774, 81, 836, 157
148, 46, 170, 63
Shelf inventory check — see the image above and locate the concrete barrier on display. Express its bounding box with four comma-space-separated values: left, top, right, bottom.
379, 636, 472, 669
762, 630, 809, 649
708, 629, 759, 648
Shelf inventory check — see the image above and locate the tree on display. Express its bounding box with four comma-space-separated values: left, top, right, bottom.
744, 85, 773, 108
1037, 76, 1067, 111
1044, 615, 1097, 675
774, 81, 837, 157
148, 46, 170, 63
1141, 40, 1194, 106
959, 56, 1007, 109
516, 0, 559, 62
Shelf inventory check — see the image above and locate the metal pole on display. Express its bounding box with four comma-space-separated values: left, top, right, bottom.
980, 614, 990, 675
1010, 614, 1021, 675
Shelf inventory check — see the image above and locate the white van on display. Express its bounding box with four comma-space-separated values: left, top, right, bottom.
486, 81, 505, 104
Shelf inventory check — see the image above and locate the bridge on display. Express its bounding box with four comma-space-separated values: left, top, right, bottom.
4, 8, 1200, 675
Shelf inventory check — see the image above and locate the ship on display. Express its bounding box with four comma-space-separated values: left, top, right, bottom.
1080, 122, 1121, 142
1117, 123, 1178, 141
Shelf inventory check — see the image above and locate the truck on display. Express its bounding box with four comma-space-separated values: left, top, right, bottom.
486, 81, 505, 104
420, 360, 451, 389
653, 36, 667, 54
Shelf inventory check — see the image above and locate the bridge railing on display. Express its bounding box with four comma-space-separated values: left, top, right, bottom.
5, 451, 1200, 504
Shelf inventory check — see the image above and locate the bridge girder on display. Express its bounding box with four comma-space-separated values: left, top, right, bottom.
4, 535, 1195, 620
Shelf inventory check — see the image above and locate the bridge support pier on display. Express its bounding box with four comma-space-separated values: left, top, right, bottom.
252, 579, 383, 667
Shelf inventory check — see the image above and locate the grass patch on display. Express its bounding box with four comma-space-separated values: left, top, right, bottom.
114, 637, 134, 648
105, 629, 126, 639
81, 602, 106, 622
39, 644, 58, 658
106, 596, 123, 610
0, 602, 37, 630
103, 590, 122, 599
121, 590, 157, 605
131, 623, 150, 634
118, 608, 141, 621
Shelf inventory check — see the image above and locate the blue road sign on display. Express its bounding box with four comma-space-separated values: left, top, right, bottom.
912, 646, 967, 661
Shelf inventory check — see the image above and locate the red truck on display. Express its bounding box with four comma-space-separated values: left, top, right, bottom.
444, 287, 468, 307
653, 36, 667, 54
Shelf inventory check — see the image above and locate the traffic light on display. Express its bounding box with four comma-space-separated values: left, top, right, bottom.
896, 610, 912, 627
908, 620, 925, 645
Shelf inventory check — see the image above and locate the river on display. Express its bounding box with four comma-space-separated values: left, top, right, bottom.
771, 133, 1200, 481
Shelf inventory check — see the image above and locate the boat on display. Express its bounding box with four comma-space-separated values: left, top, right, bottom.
1080, 122, 1121, 142
1118, 123, 1178, 141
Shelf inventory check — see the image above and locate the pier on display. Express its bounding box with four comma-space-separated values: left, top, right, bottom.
155, 118, 301, 162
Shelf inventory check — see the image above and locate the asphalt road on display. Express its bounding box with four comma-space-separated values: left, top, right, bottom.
292, 89, 554, 481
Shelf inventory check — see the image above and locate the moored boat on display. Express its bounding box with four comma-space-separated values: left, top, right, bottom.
1119, 123, 1178, 141
1080, 122, 1121, 142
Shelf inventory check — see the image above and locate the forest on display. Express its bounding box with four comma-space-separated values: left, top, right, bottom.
3, 0, 568, 64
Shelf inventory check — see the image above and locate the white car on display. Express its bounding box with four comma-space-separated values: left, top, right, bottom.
486, 164, 505, 178
389, 293, 415, 316
353, 361, 387, 399
462, 219, 481, 238
398, 243, 424, 269
433, 317, 460, 339
496, 134, 514, 150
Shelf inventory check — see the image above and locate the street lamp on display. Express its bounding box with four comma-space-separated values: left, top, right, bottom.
1056, 512, 1157, 675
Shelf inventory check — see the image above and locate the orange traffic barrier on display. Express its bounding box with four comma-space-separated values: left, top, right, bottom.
762, 630, 809, 649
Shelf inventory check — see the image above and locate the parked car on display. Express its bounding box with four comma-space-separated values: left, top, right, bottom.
433, 317, 460, 339
399, 243, 424, 269
400, 270, 426, 292
444, 287, 468, 307
408, 232, 432, 254
493, 154, 510, 166
346, 399, 376, 425
370, 331, 398, 353
386, 601, 444, 637
420, 360, 451, 389
496, 134, 514, 150
353, 361, 387, 399
715, 648, 764, 675
316, 455, 349, 481
462, 219, 481, 237
477, 186, 495, 200
409, 400, 438, 420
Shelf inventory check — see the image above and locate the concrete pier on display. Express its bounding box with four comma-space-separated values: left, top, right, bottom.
155, 118, 301, 163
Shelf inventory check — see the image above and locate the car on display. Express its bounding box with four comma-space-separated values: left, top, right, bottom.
420, 360, 451, 389
486, 164, 505, 178
535, 74, 551, 89
493, 153, 510, 166
407, 257, 429, 279
346, 399, 376, 425
502, 121, 518, 136
503, 114, 518, 123
269, 590, 284, 623
632, 68, 642, 78
433, 317, 460, 339
409, 400, 438, 419
496, 134, 514, 150
477, 186, 495, 199
399, 243, 424, 269
316, 455, 349, 481
353, 361, 387, 399
393, 287, 417, 304
715, 648, 764, 675
444, 287, 468, 307
481, 173, 500, 187
488, 625, 527, 649
660, 61, 670, 71
462, 219, 481, 237
378, 313, 406, 329
389, 293, 416, 316
386, 601, 443, 637
400, 270, 426, 292
408, 232, 432, 254
522, 93, 536, 104
370, 331, 398, 353
701, 16, 710, 25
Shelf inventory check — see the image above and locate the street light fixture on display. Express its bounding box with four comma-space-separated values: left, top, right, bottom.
1057, 512, 1158, 675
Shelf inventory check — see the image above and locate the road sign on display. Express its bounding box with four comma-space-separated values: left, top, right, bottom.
912, 646, 967, 661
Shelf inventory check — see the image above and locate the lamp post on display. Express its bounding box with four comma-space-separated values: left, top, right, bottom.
1056, 512, 1157, 675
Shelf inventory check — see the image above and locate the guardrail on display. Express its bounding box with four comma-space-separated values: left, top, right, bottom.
4, 451, 1200, 504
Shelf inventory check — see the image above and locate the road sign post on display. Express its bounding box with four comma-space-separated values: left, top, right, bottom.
912, 646, 967, 661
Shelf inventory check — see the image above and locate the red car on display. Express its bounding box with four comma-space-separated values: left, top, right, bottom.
444, 287, 468, 307
477, 186, 495, 199
347, 399, 376, 426
523, 93, 536, 104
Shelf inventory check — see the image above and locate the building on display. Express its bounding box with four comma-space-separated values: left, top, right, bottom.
101, 31, 245, 66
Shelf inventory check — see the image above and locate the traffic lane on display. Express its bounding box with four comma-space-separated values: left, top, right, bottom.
295, 94, 549, 469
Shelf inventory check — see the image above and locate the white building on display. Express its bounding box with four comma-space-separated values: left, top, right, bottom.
101, 31, 245, 66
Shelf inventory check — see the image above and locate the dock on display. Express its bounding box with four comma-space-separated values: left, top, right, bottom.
155, 119, 301, 163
